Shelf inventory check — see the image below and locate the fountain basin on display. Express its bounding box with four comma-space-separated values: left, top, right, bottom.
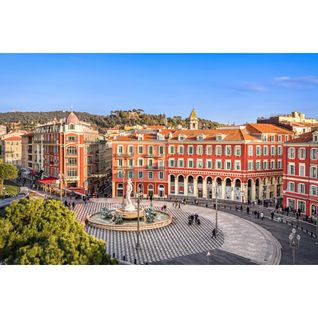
86, 210, 172, 231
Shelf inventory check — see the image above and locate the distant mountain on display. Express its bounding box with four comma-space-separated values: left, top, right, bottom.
0, 109, 221, 132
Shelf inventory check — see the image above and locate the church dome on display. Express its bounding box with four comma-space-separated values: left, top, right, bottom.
66, 112, 80, 124
189, 108, 197, 119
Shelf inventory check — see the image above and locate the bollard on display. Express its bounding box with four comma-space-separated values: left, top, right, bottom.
134, 259, 137, 264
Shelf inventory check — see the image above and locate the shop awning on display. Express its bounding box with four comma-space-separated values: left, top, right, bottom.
38, 177, 59, 184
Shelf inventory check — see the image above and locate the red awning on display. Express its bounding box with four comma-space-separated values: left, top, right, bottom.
38, 177, 59, 184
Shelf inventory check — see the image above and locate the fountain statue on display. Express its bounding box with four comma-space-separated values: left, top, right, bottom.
124, 178, 136, 212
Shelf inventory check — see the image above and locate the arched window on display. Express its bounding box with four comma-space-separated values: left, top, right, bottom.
67, 146, 77, 155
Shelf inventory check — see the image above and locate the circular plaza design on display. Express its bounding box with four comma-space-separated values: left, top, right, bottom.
75, 198, 281, 265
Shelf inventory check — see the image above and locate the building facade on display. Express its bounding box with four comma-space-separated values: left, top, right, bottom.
283, 130, 318, 216
0, 130, 28, 166
21, 112, 109, 194
112, 113, 294, 202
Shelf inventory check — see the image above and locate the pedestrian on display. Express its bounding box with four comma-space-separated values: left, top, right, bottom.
247, 207, 250, 214
178, 201, 181, 209
190, 214, 194, 222
64, 200, 68, 207
194, 213, 198, 222
197, 218, 201, 225
72, 201, 75, 209
212, 228, 216, 238
257, 211, 260, 219
271, 211, 274, 220
260, 212, 264, 220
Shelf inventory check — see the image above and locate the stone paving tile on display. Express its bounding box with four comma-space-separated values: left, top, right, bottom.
75, 202, 224, 264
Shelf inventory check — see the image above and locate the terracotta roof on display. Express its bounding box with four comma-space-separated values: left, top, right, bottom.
287, 129, 318, 143
246, 123, 292, 134
66, 112, 80, 124
4, 136, 22, 141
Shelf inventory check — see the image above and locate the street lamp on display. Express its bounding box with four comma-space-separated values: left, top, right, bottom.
213, 182, 220, 236
315, 205, 318, 245
57, 173, 64, 202
135, 190, 143, 250
288, 228, 301, 264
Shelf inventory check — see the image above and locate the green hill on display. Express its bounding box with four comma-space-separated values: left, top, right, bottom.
0, 109, 220, 132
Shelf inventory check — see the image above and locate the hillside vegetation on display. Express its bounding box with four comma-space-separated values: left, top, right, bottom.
0, 109, 220, 131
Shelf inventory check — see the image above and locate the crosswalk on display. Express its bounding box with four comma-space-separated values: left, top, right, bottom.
75, 202, 224, 264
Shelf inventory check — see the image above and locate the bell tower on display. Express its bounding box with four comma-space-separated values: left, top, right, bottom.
189, 108, 199, 130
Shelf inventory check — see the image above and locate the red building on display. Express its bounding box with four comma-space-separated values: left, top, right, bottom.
112, 110, 294, 202
283, 129, 318, 216
28, 112, 103, 194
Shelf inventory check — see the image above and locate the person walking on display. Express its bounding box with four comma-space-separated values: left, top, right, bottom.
271, 211, 275, 220
194, 213, 198, 222
260, 212, 264, 220
247, 207, 250, 214
72, 201, 76, 210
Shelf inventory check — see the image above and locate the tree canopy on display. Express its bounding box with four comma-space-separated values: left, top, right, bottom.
0, 163, 18, 196
0, 199, 117, 265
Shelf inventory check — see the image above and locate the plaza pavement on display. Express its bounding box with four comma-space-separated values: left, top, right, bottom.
74, 198, 282, 265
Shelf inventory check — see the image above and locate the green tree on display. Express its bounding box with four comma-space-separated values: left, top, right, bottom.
0, 199, 117, 265
0, 163, 18, 196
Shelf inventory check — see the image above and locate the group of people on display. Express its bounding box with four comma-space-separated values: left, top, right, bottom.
64, 200, 76, 210
252, 210, 264, 220
188, 213, 201, 225
172, 200, 183, 209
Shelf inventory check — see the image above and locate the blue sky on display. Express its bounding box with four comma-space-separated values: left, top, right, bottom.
0, 53, 317, 124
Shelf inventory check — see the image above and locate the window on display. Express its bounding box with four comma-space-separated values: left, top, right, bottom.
277, 160, 282, 169
158, 146, 164, 155
299, 164, 305, 177
67, 136, 77, 142
187, 159, 194, 168
67, 169, 77, 177
67, 146, 77, 155
127, 171, 134, 178
138, 171, 144, 179
256, 161, 261, 170
196, 159, 203, 169
270, 135, 275, 142
128, 159, 133, 167
248, 161, 253, 171
148, 171, 153, 179
288, 147, 296, 159
288, 163, 295, 175
278, 135, 282, 142
206, 145, 212, 155
263, 146, 268, 156
215, 145, 222, 156
270, 146, 276, 156
310, 166, 317, 178
168, 159, 175, 167
248, 146, 253, 156
117, 145, 124, 154
234, 160, 241, 170
225, 160, 231, 170
256, 146, 261, 156
138, 158, 144, 167
67, 158, 77, 166
169, 145, 175, 154
138, 146, 144, 154
225, 145, 232, 156
310, 148, 318, 160
128, 145, 134, 155
310, 185, 318, 196
298, 183, 306, 194
263, 160, 268, 170
288, 182, 295, 192
178, 145, 184, 154
148, 146, 154, 155
69, 124, 75, 130
196, 145, 203, 155
277, 146, 282, 156
263, 135, 267, 141
270, 160, 276, 170
234, 146, 241, 156
158, 171, 164, 180
188, 145, 194, 155
298, 148, 306, 160
206, 160, 212, 169
178, 159, 184, 168
216, 160, 222, 169
158, 160, 164, 169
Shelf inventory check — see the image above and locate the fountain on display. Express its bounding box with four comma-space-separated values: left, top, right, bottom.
86, 178, 172, 231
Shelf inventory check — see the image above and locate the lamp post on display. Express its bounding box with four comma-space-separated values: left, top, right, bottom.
289, 228, 301, 264
213, 182, 220, 236
135, 190, 143, 250
315, 205, 318, 245
58, 173, 64, 201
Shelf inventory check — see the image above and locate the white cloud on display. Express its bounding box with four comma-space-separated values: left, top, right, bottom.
274, 76, 318, 87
